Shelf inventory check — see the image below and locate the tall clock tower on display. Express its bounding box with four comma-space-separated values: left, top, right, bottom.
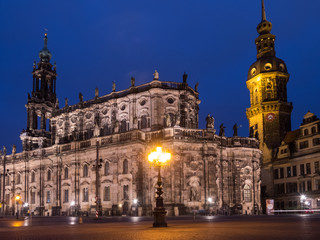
246, 0, 292, 164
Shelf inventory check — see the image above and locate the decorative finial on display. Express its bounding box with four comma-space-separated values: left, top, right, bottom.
95, 87, 99, 98
131, 77, 135, 87
256, 0, 272, 35
39, 32, 52, 61
262, 0, 266, 21
44, 32, 48, 48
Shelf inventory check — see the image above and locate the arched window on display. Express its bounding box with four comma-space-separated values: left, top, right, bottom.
304, 129, 309, 136
105, 162, 109, 176
47, 170, 51, 181
244, 184, 252, 202
31, 172, 35, 183
311, 127, 316, 134
64, 167, 68, 179
123, 159, 128, 174
83, 164, 88, 177
141, 116, 147, 129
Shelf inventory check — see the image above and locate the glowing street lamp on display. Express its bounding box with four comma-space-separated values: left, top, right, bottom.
15, 195, 21, 219
148, 146, 171, 227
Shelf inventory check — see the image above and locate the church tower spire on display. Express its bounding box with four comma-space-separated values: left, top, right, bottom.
20, 33, 58, 151
261, 0, 267, 21
246, 0, 292, 164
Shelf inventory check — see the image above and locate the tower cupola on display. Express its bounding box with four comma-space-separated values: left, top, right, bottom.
39, 33, 52, 62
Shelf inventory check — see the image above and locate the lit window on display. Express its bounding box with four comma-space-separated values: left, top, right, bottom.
244, 185, 252, 202
264, 63, 272, 71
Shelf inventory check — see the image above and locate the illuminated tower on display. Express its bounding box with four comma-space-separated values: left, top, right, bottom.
20, 33, 57, 150
246, 0, 292, 164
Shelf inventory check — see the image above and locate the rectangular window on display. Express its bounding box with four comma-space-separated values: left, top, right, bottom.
104, 186, 110, 201
316, 180, 320, 191
274, 169, 279, 179
306, 163, 311, 174
123, 185, 129, 200
83, 188, 88, 202
47, 191, 51, 203
31, 192, 35, 204
307, 180, 312, 191
287, 167, 291, 177
293, 166, 297, 176
286, 182, 297, 193
275, 184, 285, 194
315, 161, 319, 173
317, 199, 320, 207
313, 138, 320, 146
300, 164, 305, 176
5, 176, 10, 186
5, 194, 10, 204
64, 189, 69, 203
299, 182, 305, 193
17, 174, 21, 184
299, 140, 309, 149
279, 168, 284, 179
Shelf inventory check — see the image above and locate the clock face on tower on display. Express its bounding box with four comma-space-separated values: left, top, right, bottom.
266, 113, 275, 122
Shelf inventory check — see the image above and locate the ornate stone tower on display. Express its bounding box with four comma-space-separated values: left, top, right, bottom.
246, 0, 292, 164
20, 33, 57, 150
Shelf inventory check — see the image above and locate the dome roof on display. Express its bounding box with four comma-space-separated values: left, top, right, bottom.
247, 56, 288, 80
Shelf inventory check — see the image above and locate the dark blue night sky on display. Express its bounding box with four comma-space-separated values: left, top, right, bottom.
0, 0, 319, 153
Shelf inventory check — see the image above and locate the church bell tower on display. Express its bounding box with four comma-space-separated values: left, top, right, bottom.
246, 0, 292, 163
20, 33, 57, 150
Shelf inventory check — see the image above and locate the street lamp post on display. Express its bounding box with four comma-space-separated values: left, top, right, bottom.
148, 146, 171, 227
300, 195, 306, 210
15, 195, 20, 219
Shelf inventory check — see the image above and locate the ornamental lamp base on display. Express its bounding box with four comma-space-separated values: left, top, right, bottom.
153, 208, 167, 227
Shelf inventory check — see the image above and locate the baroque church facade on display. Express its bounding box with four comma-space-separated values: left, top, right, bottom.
0, 32, 262, 216
246, 1, 320, 211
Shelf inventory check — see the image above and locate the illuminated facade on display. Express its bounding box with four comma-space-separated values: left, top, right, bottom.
246, 1, 320, 211
273, 112, 320, 209
0, 34, 262, 217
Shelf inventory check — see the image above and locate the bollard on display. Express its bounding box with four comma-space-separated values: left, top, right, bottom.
79, 216, 83, 224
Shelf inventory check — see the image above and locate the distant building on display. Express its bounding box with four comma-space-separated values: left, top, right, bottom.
246, 1, 320, 211
273, 112, 320, 209
0, 34, 261, 216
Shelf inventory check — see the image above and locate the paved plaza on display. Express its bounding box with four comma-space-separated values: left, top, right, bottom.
0, 215, 320, 240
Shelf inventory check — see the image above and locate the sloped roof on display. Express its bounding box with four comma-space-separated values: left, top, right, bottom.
283, 129, 300, 144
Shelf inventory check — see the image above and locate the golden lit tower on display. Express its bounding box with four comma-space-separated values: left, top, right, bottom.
246, 0, 292, 163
